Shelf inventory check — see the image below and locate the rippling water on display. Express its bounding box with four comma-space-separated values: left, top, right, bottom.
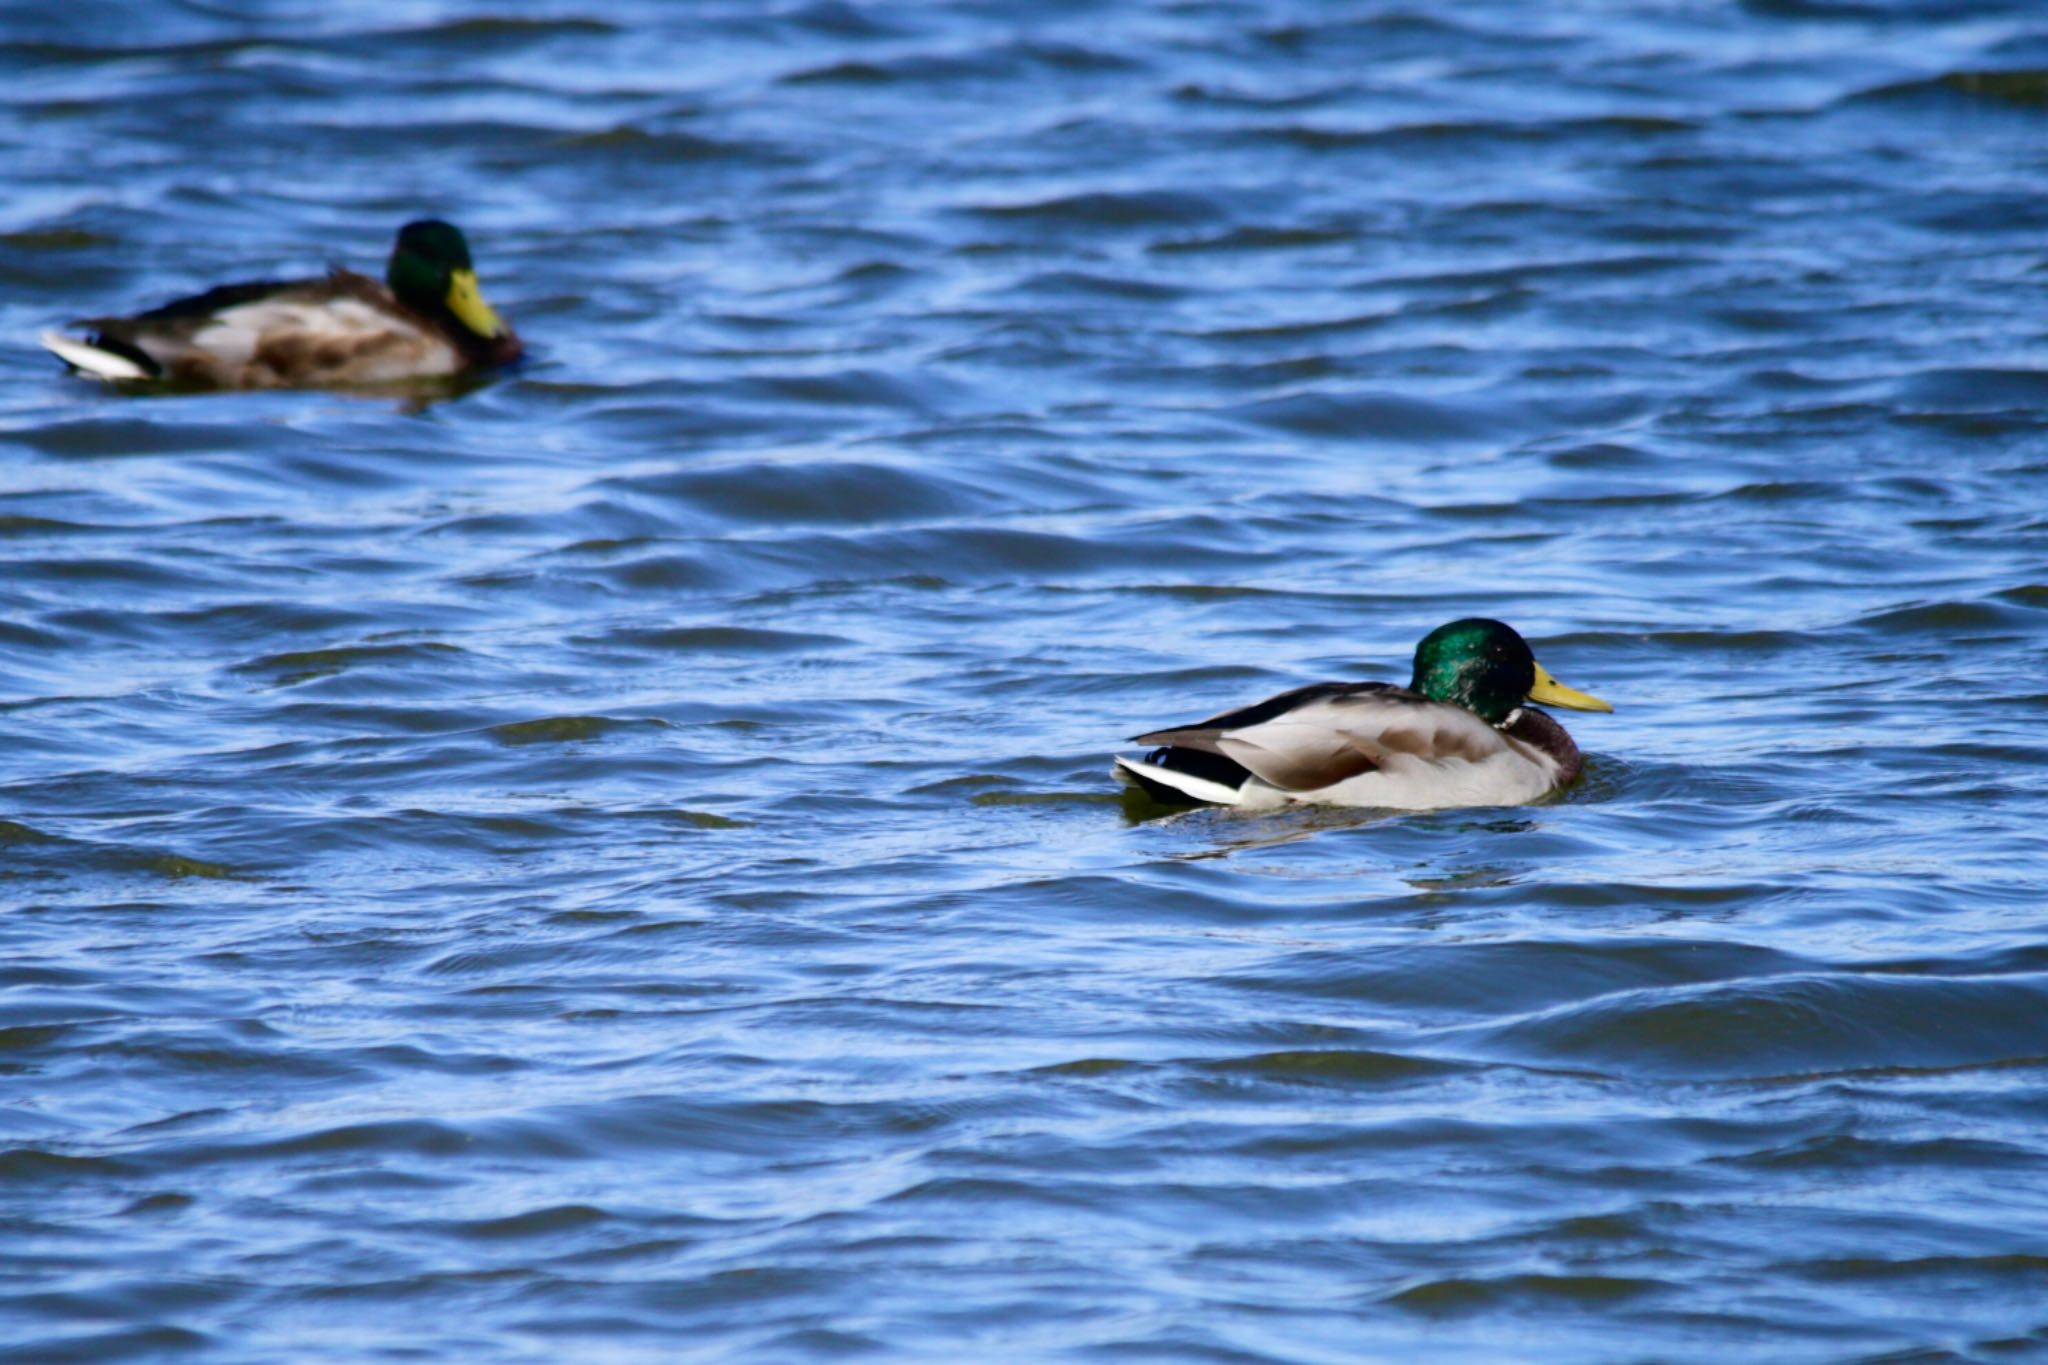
5, 1, 2048, 1359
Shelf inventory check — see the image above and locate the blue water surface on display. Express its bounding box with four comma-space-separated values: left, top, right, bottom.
3, 1, 2048, 1360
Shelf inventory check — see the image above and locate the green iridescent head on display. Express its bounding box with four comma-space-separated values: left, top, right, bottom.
386, 219, 508, 340
1408, 618, 1612, 725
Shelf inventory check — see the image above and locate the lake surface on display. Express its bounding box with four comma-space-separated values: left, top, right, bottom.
4, 1, 2048, 1359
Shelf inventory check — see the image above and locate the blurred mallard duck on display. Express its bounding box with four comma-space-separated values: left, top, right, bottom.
1115, 618, 1613, 810
40, 220, 521, 388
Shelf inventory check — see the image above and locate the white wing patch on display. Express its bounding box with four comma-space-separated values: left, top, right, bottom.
180, 297, 457, 384
192, 299, 402, 358
1289, 747, 1561, 809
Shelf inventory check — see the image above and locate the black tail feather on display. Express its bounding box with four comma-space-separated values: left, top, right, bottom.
1145, 745, 1251, 787
1122, 745, 1254, 805
82, 332, 162, 378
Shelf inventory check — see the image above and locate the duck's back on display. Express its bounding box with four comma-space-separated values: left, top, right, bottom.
1126, 683, 1579, 809
64, 270, 462, 388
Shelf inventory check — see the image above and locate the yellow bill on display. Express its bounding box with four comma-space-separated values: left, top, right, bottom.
1528, 661, 1613, 712
444, 269, 507, 339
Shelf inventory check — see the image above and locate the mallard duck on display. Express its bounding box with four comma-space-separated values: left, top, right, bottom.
1115, 618, 1613, 810
39, 220, 521, 388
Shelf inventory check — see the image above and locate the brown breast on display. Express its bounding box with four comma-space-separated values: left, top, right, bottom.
1502, 707, 1581, 783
